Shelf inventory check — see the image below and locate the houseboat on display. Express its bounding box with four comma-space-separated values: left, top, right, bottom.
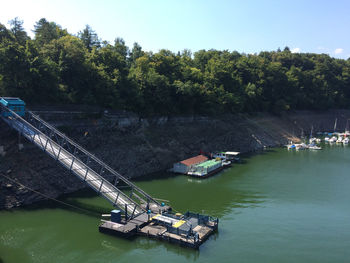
172, 155, 208, 174
187, 159, 224, 178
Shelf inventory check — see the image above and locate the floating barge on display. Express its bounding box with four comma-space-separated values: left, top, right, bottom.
187, 159, 225, 178
172, 155, 208, 174
99, 209, 219, 249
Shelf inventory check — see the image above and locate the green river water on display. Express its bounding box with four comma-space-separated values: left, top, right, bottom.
1, 145, 350, 263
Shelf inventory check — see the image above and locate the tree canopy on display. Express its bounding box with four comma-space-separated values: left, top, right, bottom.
1, 18, 350, 116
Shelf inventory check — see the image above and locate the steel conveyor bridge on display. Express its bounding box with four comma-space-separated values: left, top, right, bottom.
0, 104, 163, 220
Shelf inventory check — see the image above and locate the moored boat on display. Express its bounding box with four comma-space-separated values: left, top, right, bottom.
296, 143, 308, 150
286, 141, 296, 150
336, 137, 343, 143
222, 160, 232, 167
309, 137, 317, 144
308, 144, 322, 150
329, 136, 337, 143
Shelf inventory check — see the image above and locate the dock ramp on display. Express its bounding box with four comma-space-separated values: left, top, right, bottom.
1, 104, 219, 248
0, 105, 163, 219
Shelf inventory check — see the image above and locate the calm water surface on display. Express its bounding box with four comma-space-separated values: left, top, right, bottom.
1, 145, 350, 263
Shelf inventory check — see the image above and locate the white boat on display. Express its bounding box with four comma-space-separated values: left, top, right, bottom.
287, 142, 310, 150
341, 120, 349, 145
296, 143, 308, 150
316, 138, 322, 143
329, 136, 337, 143
324, 137, 330, 142
336, 137, 343, 143
287, 141, 296, 150
309, 137, 317, 144
212, 151, 240, 162
308, 144, 322, 150
222, 160, 232, 167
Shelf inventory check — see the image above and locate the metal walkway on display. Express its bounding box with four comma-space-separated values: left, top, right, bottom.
0, 105, 162, 220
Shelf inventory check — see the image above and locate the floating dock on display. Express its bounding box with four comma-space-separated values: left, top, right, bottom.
187, 159, 225, 178
99, 211, 219, 249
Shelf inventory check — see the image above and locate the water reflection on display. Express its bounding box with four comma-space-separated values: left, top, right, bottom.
98, 233, 201, 261
136, 237, 200, 261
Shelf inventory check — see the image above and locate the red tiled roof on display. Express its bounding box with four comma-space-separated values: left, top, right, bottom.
180, 155, 208, 166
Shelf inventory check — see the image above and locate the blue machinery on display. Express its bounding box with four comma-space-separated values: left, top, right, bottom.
0, 97, 25, 117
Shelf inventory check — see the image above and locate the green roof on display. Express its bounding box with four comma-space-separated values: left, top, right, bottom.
196, 159, 221, 168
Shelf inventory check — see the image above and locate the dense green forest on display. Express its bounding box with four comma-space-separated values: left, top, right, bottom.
1, 18, 350, 116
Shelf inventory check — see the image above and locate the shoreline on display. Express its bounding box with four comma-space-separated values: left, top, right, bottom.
1, 109, 350, 209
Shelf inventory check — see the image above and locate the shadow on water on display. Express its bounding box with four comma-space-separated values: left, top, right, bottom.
133, 170, 178, 182
8, 188, 109, 218
137, 238, 201, 261
132, 229, 220, 259
0, 244, 33, 263
100, 233, 202, 260
93, 222, 212, 261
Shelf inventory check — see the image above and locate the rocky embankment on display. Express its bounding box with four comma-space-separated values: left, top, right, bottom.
1, 108, 350, 209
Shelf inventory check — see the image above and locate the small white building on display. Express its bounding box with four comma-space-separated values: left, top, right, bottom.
212, 151, 240, 161
172, 155, 208, 174
225, 151, 240, 161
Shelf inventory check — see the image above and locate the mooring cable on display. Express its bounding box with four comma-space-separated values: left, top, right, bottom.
0, 172, 100, 217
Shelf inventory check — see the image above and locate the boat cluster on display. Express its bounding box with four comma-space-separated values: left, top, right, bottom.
324, 132, 349, 144
287, 142, 322, 151
287, 131, 350, 151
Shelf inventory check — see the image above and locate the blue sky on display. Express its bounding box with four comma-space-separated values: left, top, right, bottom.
1, 0, 349, 58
